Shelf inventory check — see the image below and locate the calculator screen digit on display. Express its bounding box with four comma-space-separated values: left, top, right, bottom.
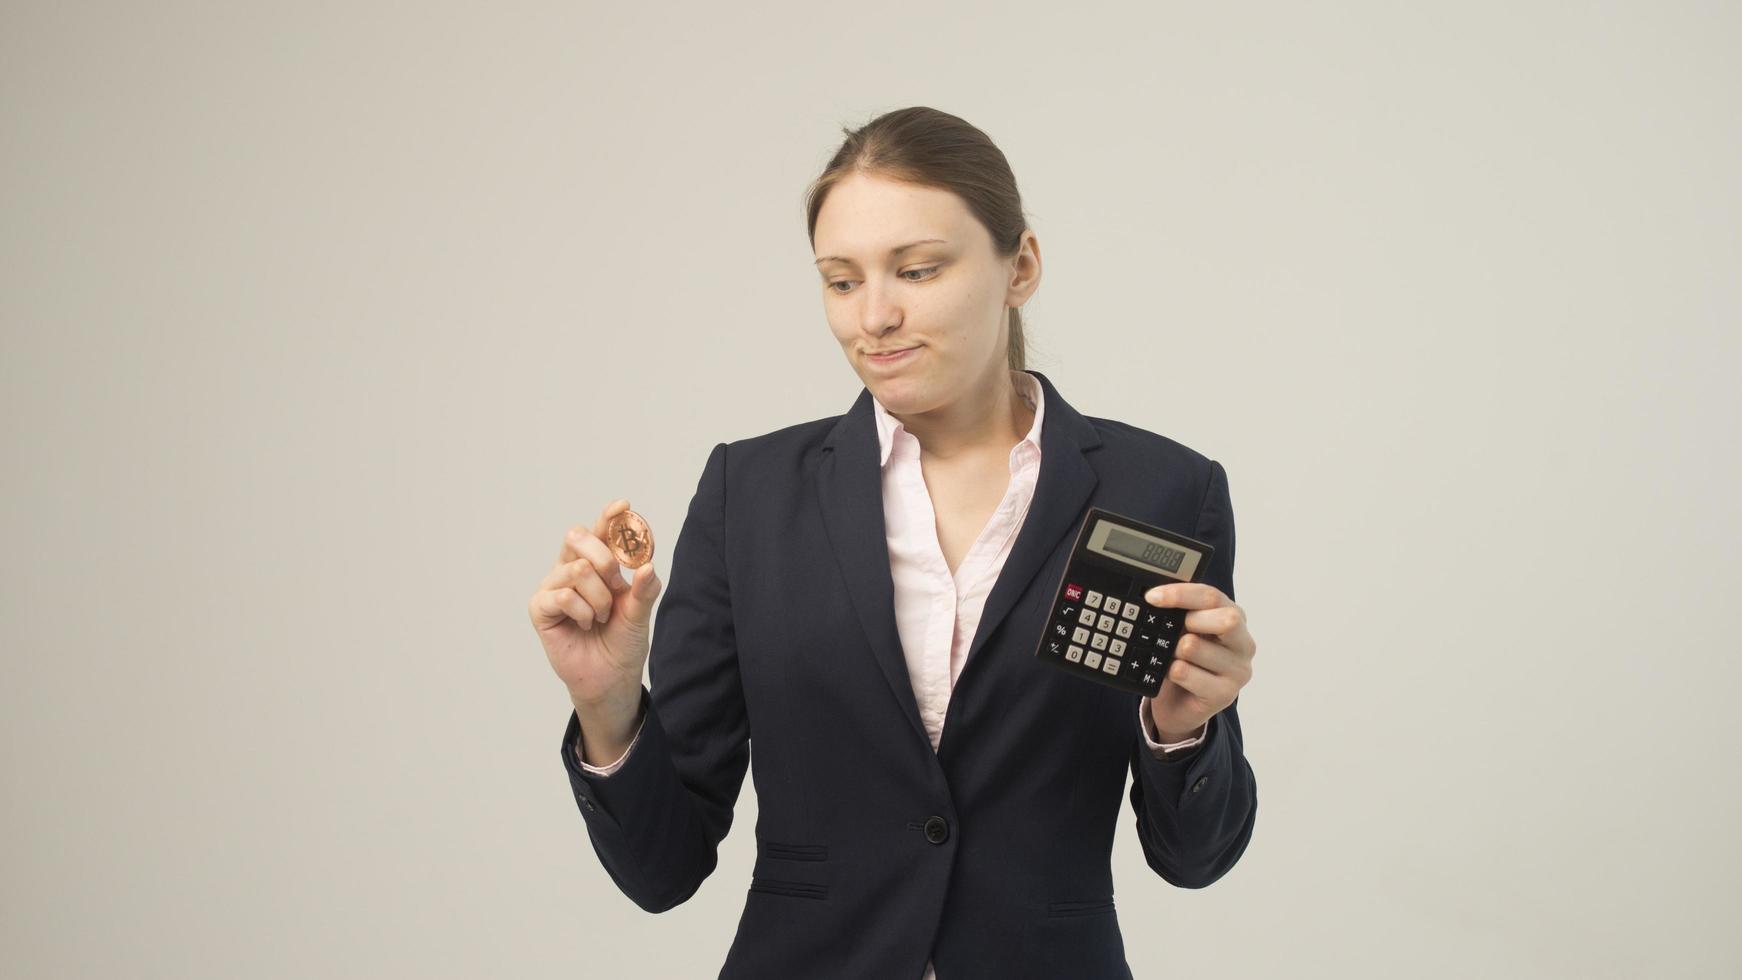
1034, 507, 1216, 697
1087, 519, 1204, 579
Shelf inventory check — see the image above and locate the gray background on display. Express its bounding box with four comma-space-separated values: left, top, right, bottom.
4, 1, 1738, 977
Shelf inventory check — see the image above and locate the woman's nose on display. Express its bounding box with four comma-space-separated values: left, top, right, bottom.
857, 291, 902, 335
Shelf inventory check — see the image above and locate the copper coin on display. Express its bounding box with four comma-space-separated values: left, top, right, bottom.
605, 508, 655, 569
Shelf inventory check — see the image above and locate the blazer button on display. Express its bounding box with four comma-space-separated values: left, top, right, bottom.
923, 816, 950, 844
1191, 776, 1209, 794
579, 795, 596, 811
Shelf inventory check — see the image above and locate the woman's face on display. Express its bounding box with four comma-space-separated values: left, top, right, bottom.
812, 172, 1039, 412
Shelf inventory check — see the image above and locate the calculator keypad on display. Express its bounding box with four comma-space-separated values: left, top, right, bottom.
1041, 577, 1186, 694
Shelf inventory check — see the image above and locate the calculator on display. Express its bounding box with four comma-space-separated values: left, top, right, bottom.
1033, 506, 1216, 696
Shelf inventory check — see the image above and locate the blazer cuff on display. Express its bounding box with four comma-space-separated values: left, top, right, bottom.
560, 685, 658, 833
574, 706, 647, 776
1138, 695, 1208, 759
1133, 704, 1228, 810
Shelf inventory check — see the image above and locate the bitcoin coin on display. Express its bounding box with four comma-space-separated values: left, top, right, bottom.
605, 509, 655, 569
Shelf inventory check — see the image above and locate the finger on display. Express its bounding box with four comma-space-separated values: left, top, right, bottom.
530, 586, 595, 631
1178, 605, 1254, 657
539, 555, 616, 609
589, 503, 634, 590
560, 527, 631, 596
592, 498, 631, 546
555, 525, 591, 565
1164, 654, 1230, 705
564, 559, 617, 623
553, 499, 631, 565
544, 527, 628, 591
1173, 632, 1247, 681
1144, 582, 1229, 611
553, 587, 599, 629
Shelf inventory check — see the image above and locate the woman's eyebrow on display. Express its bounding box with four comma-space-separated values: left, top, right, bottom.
814, 238, 948, 266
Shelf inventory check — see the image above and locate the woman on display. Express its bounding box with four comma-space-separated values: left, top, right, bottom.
529, 106, 1259, 980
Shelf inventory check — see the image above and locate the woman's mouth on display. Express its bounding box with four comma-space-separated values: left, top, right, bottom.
866, 346, 919, 367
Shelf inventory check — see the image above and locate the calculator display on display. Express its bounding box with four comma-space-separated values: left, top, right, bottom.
1086, 519, 1205, 581
1035, 507, 1216, 697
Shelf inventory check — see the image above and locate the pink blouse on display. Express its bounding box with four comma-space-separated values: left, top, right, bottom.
875, 370, 1200, 980
579, 370, 1206, 978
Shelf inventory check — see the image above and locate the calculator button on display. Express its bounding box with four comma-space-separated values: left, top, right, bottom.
1089, 633, 1107, 650
1083, 651, 1102, 669
1064, 583, 1083, 601
1096, 614, 1116, 632
1085, 590, 1103, 609
1121, 602, 1139, 620
1115, 621, 1133, 638
1102, 657, 1121, 675
1065, 645, 1084, 663
1072, 627, 1090, 644
1077, 608, 1097, 626
1109, 639, 1125, 656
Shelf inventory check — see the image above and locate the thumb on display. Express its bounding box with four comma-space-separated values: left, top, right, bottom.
621, 563, 662, 625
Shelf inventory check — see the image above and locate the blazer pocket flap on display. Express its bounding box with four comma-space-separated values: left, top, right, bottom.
748, 876, 829, 900
1046, 896, 1116, 917
757, 839, 829, 862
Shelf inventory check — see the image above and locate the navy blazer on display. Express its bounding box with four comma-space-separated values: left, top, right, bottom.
559, 368, 1257, 979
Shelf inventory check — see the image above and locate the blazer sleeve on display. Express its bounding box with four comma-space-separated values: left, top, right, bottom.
557, 440, 751, 912
1126, 457, 1259, 888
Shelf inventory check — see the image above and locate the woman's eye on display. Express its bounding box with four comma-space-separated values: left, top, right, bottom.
825, 267, 937, 294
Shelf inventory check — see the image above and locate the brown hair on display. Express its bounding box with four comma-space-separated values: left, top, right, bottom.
804, 106, 1034, 372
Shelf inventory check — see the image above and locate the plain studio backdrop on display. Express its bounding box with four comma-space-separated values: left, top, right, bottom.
3, 2, 1738, 977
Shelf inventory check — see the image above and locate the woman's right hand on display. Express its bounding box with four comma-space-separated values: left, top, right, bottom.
529, 498, 663, 706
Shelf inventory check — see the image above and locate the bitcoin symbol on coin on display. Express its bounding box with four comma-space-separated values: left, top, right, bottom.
605, 509, 654, 569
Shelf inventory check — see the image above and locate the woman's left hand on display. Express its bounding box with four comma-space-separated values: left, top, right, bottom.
1143, 583, 1257, 742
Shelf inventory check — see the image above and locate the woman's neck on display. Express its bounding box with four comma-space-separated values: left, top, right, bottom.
893, 368, 1032, 463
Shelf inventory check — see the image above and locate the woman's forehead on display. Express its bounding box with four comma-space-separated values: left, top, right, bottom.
818, 176, 967, 226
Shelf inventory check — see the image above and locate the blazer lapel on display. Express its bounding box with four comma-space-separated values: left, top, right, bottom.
814, 369, 1103, 753
814, 385, 928, 747
958, 369, 1102, 682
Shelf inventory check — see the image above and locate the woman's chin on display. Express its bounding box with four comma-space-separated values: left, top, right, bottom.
864, 373, 924, 403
